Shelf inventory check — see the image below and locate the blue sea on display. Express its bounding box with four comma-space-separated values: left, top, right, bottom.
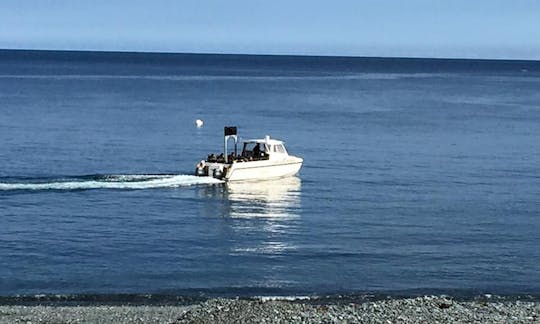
1, 50, 539, 298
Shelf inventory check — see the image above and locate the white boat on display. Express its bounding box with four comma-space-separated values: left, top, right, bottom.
195, 127, 303, 181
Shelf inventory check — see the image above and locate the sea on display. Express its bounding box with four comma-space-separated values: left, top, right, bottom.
1, 50, 539, 299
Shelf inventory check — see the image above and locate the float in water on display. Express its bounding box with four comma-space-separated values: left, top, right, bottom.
195, 127, 303, 181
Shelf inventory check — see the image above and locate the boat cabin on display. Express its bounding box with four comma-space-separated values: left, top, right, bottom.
239, 136, 289, 161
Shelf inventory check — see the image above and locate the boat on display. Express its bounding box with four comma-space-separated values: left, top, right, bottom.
195, 127, 303, 181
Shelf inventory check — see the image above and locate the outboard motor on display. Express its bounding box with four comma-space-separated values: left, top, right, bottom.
195, 160, 206, 176
212, 168, 223, 179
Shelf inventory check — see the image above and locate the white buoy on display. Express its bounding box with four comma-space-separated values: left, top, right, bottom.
195, 119, 204, 128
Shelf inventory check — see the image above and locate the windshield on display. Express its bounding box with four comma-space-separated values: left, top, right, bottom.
241, 142, 268, 158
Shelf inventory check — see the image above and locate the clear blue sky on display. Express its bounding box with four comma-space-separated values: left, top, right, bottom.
1, 0, 539, 59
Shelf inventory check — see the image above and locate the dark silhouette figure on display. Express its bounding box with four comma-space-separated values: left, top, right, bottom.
253, 144, 261, 158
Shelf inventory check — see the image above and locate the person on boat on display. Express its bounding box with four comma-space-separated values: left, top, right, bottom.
253, 143, 261, 158
217, 153, 225, 163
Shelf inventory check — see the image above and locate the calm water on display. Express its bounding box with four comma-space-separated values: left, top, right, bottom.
1, 50, 539, 296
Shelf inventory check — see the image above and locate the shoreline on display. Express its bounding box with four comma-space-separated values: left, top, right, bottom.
1, 295, 538, 323
2, 292, 540, 306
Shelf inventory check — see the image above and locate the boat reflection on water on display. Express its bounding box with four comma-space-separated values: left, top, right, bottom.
225, 176, 302, 258
226, 176, 301, 219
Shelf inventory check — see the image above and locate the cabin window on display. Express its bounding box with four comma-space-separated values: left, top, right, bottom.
274, 144, 286, 154
242, 142, 267, 157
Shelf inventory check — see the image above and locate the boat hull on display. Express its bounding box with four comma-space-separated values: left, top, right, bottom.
225, 158, 303, 181
202, 157, 303, 182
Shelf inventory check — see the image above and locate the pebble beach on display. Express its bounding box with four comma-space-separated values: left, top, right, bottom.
1, 295, 538, 323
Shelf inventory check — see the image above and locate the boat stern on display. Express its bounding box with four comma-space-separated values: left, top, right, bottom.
195, 160, 229, 180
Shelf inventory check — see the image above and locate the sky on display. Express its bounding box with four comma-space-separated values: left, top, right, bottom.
1, 0, 539, 59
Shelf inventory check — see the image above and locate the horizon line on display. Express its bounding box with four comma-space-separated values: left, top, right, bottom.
1, 47, 539, 63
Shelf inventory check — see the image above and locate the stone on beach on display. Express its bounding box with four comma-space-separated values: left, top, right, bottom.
3, 295, 537, 324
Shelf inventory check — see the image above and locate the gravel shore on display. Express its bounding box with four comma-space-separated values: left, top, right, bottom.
1, 295, 538, 323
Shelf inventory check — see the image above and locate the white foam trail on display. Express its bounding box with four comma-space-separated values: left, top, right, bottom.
0, 175, 223, 191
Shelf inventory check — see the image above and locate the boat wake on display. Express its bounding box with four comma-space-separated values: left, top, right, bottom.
0, 174, 224, 191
